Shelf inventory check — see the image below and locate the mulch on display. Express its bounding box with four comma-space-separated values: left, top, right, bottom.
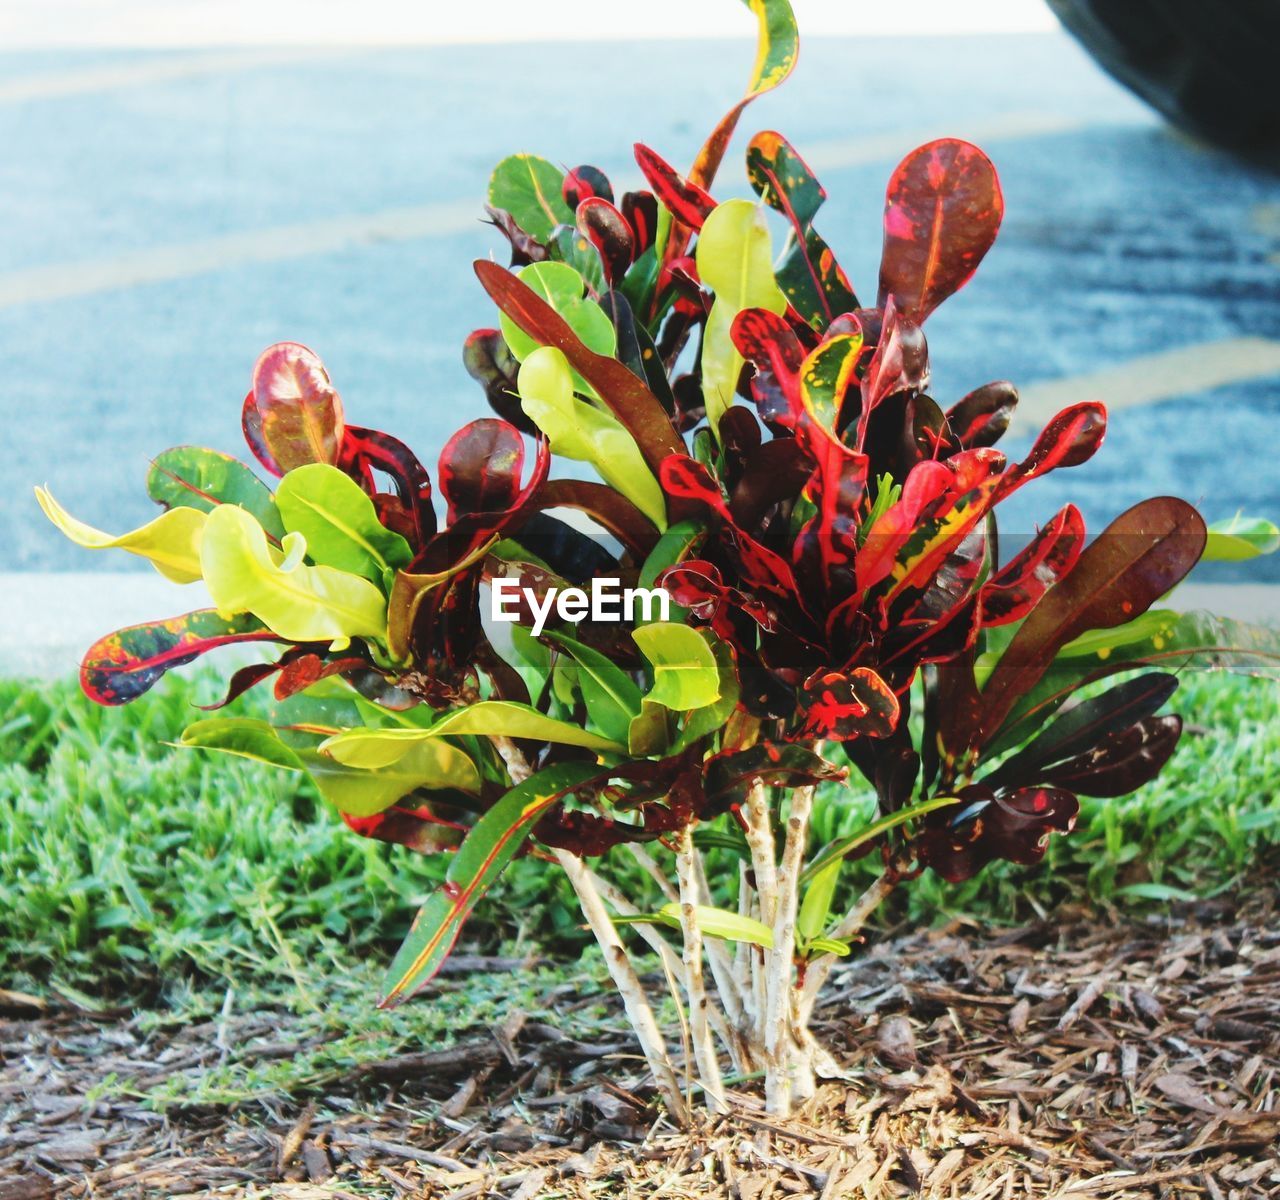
1, 889, 1277, 1199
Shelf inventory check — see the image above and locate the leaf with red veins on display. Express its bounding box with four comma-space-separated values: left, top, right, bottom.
621, 190, 659, 253
980, 504, 1086, 626
797, 666, 900, 742
878, 139, 1004, 324
995, 402, 1107, 498
855, 300, 929, 451
245, 342, 345, 472
633, 143, 717, 229
562, 164, 614, 209
576, 197, 634, 285
438, 418, 526, 523
81, 611, 279, 706
946, 380, 1018, 450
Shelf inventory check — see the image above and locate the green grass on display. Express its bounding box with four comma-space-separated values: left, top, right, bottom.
2, 671, 1277, 1006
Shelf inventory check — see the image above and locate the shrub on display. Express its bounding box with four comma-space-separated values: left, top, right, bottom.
39, 0, 1279, 1120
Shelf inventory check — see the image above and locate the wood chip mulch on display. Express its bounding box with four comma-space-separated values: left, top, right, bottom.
1, 889, 1277, 1199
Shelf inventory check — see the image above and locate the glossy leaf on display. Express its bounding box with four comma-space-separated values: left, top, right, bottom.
633, 143, 716, 230
36, 487, 205, 584
487, 153, 574, 242
986, 672, 1179, 790
462, 329, 530, 433
576, 197, 634, 284
946, 381, 1018, 450
796, 667, 900, 741
147, 446, 284, 541
245, 342, 345, 473
972, 497, 1207, 751
696, 199, 789, 434
1204, 514, 1280, 561
517, 346, 667, 529
544, 631, 643, 745
201, 504, 388, 646
633, 622, 722, 710
474, 259, 683, 477
498, 261, 616, 367
276, 463, 412, 583
321, 701, 624, 766
878, 139, 1003, 323
746, 130, 857, 327
79, 610, 275, 706
381, 762, 601, 1003
1042, 714, 1182, 797
688, 0, 800, 190
437, 418, 526, 522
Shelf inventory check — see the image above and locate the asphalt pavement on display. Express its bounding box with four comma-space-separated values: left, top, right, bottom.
1, 33, 1278, 671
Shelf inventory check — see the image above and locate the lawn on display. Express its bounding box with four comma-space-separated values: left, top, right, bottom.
3, 668, 1277, 1007
2, 669, 1277, 1196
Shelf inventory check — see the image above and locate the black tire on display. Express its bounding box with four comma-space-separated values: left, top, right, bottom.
1046, 0, 1280, 149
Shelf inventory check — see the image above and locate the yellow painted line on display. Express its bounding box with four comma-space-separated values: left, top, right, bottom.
804, 113, 1097, 172
0, 48, 351, 104
1016, 337, 1280, 430
0, 200, 480, 309
0, 111, 1112, 310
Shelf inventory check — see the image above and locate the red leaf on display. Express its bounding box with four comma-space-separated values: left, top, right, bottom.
878, 139, 1004, 323
979, 504, 1086, 625
797, 667, 900, 741
438, 418, 526, 523
576, 197, 634, 285
633, 143, 716, 229
245, 342, 345, 472
971, 497, 1206, 750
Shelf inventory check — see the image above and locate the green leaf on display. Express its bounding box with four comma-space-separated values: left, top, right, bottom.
499, 262, 616, 369
1114, 882, 1196, 903
1203, 514, 1280, 562
517, 346, 667, 529
637, 519, 704, 590
181, 717, 479, 818
628, 699, 673, 757
321, 700, 624, 767
200, 504, 388, 646
488, 153, 574, 242
147, 446, 285, 541
656, 902, 774, 949
381, 762, 601, 1004
805, 936, 853, 957
695, 199, 788, 434
275, 463, 412, 584
797, 854, 842, 944
543, 631, 642, 745
180, 717, 306, 771
36, 486, 206, 584
303, 741, 479, 817
633, 623, 722, 711
669, 635, 739, 751
802, 794, 962, 883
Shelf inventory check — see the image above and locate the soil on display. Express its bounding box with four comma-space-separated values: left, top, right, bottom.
2, 889, 1277, 1199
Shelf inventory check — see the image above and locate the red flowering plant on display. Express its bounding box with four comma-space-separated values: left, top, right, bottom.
40, 0, 1279, 1121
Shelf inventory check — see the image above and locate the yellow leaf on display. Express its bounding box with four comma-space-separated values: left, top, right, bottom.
695, 200, 787, 435
200, 504, 387, 646
36, 486, 205, 583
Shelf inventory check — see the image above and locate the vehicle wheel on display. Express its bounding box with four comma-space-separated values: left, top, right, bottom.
1046, 0, 1280, 149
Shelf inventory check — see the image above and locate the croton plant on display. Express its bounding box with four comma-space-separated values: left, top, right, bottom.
39, 0, 1280, 1120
